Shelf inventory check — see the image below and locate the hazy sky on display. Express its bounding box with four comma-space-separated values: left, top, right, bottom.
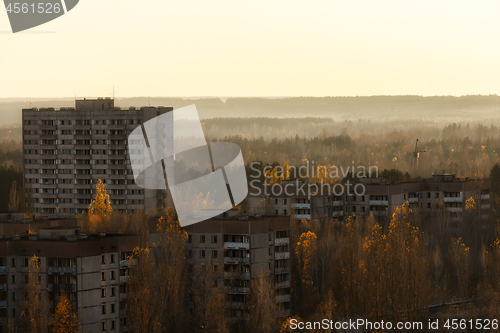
1, 0, 500, 98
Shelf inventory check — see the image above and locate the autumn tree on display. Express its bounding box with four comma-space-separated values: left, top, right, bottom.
246, 268, 277, 333
51, 293, 79, 333
127, 247, 156, 333
128, 208, 188, 333
294, 230, 318, 314
449, 238, 470, 299
86, 179, 113, 233
8, 180, 18, 211
20, 255, 48, 333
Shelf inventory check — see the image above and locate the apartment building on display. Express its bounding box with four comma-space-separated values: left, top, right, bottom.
245, 180, 335, 224
179, 215, 292, 319
22, 98, 172, 217
244, 175, 491, 224
0, 226, 138, 333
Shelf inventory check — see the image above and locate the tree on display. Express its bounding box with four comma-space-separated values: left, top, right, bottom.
8, 180, 18, 211
87, 179, 113, 233
246, 268, 277, 333
51, 293, 79, 333
491, 163, 500, 199
88, 179, 113, 218
20, 255, 48, 333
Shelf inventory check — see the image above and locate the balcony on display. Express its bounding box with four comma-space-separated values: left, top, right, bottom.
0, 283, 6, 292
224, 257, 250, 265
481, 194, 491, 200
444, 197, 462, 203
228, 287, 250, 294
292, 203, 310, 209
408, 197, 418, 203
481, 204, 491, 210
274, 238, 289, 246
120, 259, 137, 268
332, 211, 344, 217
49, 283, 76, 293
226, 301, 247, 309
332, 200, 343, 206
224, 272, 250, 280
0, 301, 6, 309
224, 242, 250, 250
120, 293, 127, 301
276, 309, 291, 318
276, 294, 291, 303
447, 207, 463, 213
275, 281, 290, 289
275, 252, 290, 260
275, 267, 290, 274
370, 211, 388, 217
120, 309, 127, 318
293, 214, 310, 220
48, 266, 76, 275
120, 276, 129, 284
369, 200, 388, 206
0, 266, 6, 275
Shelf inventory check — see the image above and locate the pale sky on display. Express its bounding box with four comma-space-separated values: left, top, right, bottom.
1, 0, 500, 98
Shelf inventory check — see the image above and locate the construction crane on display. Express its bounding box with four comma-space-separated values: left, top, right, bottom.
409, 139, 426, 171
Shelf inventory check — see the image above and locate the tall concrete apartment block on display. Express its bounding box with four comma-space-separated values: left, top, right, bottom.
22, 98, 173, 217
0, 226, 138, 332
181, 216, 292, 319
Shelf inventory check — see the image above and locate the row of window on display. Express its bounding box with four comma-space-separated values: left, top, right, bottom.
24, 119, 142, 126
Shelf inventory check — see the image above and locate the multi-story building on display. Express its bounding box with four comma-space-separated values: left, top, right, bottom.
244, 175, 491, 225
22, 98, 172, 217
0, 225, 138, 332
179, 215, 292, 319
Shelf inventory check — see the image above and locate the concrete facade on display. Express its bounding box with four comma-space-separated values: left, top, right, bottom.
0, 227, 138, 332
22, 98, 172, 218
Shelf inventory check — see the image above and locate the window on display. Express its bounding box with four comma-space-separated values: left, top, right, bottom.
11, 258, 15, 268
211, 235, 217, 243
188, 235, 192, 243
199, 235, 205, 243
362, 196, 365, 202
102, 320, 107, 331
199, 250, 205, 258
101, 255, 105, 264
111, 287, 115, 297
427, 192, 431, 198
283, 199, 287, 205
111, 320, 116, 330
11, 275, 16, 284
101, 288, 106, 298
110, 271, 115, 280
211, 250, 218, 259
435, 193, 439, 198
274, 198, 278, 205
283, 209, 287, 215
427, 203, 431, 208
11, 292, 16, 301
22, 258, 29, 267
11, 308, 15, 318
101, 272, 106, 281
110, 254, 115, 263
403, 194, 406, 200
111, 303, 115, 313
102, 304, 106, 315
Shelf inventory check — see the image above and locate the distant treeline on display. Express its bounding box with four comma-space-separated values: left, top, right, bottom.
1, 95, 500, 124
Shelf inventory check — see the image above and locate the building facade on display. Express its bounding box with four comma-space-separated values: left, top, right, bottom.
22, 98, 172, 217
179, 215, 292, 319
244, 175, 491, 224
0, 226, 138, 332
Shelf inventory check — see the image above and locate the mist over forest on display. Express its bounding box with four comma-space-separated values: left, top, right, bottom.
1, 95, 499, 181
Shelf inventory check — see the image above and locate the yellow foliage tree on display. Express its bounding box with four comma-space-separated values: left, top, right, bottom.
51, 293, 79, 333
88, 179, 113, 232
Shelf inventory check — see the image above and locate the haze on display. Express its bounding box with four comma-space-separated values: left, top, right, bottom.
1, 0, 500, 98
